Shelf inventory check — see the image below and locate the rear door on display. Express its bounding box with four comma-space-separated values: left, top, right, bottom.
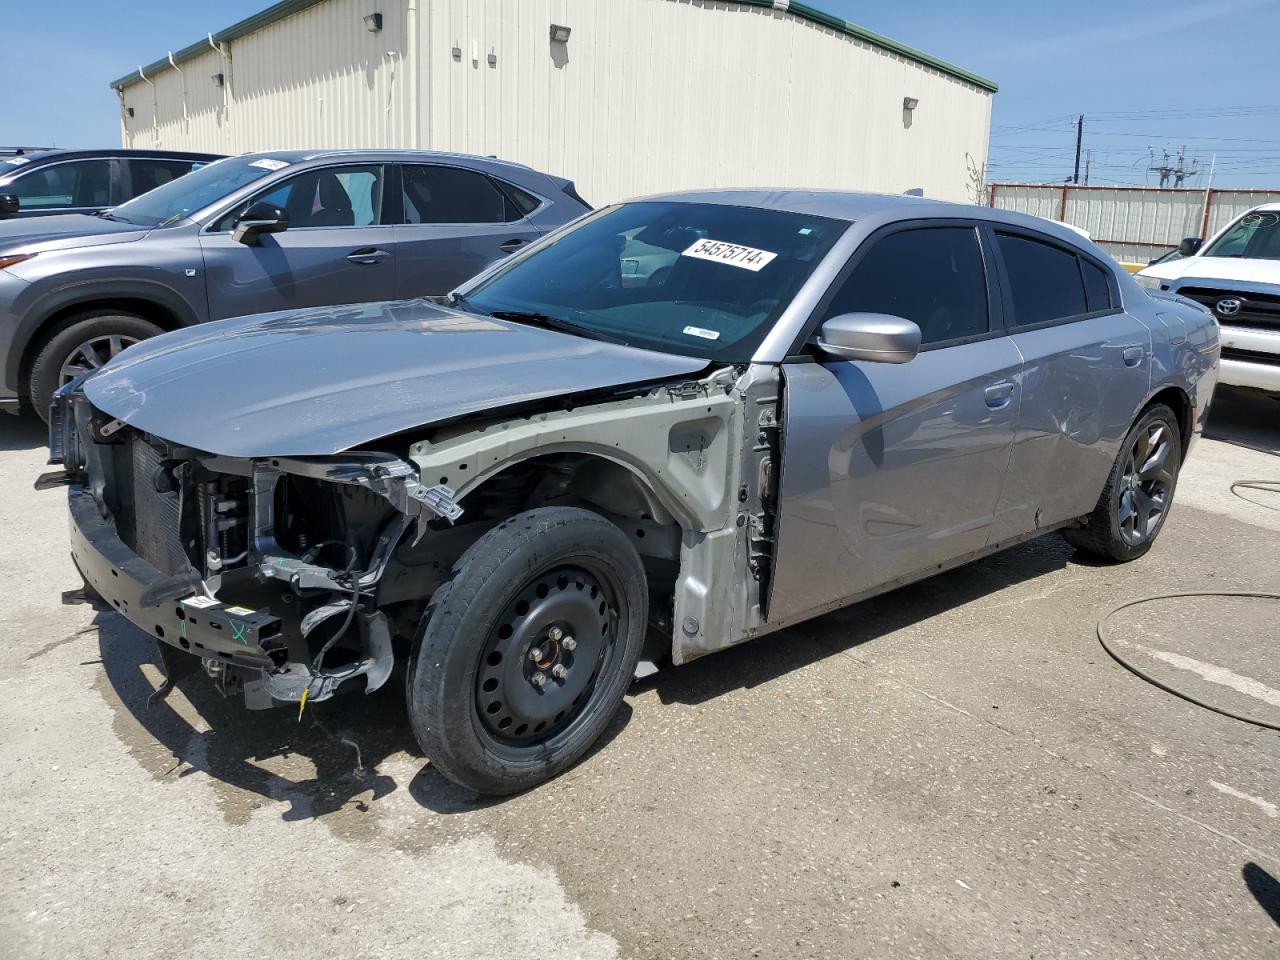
988, 228, 1152, 541
770, 222, 1024, 623
392, 163, 542, 297
199, 163, 397, 319
4, 157, 115, 217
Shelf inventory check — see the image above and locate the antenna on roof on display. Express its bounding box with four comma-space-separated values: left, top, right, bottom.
903, 187, 924, 197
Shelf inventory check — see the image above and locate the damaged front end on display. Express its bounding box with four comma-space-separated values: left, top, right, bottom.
45, 388, 462, 709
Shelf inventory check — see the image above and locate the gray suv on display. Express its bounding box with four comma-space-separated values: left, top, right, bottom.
0, 150, 590, 417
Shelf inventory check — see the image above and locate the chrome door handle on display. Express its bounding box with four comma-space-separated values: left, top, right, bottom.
347, 248, 390, 265
499, 238, 528, 253
984, 382, 1015, 409
1122, 346, 1144, 367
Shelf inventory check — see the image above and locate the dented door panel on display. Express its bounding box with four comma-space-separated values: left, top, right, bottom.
769, 338, 1022, 624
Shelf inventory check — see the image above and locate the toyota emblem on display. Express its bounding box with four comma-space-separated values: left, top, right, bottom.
1215, 297, 1243, 317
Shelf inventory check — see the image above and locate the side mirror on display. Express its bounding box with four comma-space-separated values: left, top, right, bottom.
1177, 237, 1202, 257
817, 313, 921, 364
0, 194, 19, 216
232, 201, 289, 245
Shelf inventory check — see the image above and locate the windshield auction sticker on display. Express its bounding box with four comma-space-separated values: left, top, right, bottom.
681, 238, 777, 272
249, 158, 290, 171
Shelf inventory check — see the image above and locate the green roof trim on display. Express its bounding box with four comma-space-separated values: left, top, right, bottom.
738, 0, 997, 92
111, 0, 997, 95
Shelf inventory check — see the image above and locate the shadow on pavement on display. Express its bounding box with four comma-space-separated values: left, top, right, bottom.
1205, 386, 1280, 455
0, 411, 45, 453
97, 608, 633, 817
645, 534, 1075, 707
1244, 862, 1280, 928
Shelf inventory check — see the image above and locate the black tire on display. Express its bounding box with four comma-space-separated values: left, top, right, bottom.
1063, 403, 1182, 562
28, 312, 163, 421
407, 507, 647, 795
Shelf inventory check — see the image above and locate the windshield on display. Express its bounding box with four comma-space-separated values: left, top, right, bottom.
108, 155, 288, 227
1202, 210, 1280, 260
460, 201, 846, 361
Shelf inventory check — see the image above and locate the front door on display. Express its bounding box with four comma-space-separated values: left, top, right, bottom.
199, 163, 397, 320
392, 163, 542, 298
770, 223, 1022, 623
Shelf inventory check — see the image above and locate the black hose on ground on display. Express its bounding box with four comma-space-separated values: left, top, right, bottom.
1096, 590, 1280, 732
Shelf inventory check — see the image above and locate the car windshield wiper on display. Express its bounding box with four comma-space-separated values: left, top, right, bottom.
487, 309, 628, 346
94, 210, 131, 223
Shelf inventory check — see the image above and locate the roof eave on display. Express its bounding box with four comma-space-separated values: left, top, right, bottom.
110, 0, 997, 95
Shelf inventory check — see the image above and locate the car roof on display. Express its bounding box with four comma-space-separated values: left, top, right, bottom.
240, 148, 539, 175
631, 188, 1101, 248
6, 148, 224, 163
1249, 202, 1280, 213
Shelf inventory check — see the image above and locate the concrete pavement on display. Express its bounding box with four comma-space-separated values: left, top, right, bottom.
2, 388, 1278, 959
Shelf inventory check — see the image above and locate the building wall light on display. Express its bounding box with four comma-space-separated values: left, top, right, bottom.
549, 24, 571, 42
211, 72, 225, 87
364, 12, 383, 32
903, 96, 919, 111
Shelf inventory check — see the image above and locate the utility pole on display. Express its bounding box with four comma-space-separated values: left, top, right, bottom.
1072, 114, 1084, 184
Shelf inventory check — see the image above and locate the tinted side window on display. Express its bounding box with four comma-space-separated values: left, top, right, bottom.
9, 159, 111, 209
826, 227, 989, 345
1081, 258, 1113, 312
497, 179, 541, 218
402, 165, 510, 224
216, 165, 384, 230
128, 159, 201, 198
996, 233, 1088, 326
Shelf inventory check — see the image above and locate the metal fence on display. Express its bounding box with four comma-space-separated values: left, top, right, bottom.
988, 183, 1280, 265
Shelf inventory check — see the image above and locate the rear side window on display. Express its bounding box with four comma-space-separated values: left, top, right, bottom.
826, 226, 990, 345
402, 165, 519, 224
996, 233, 1088, 326
8, 159, 111, 209
1081, 258, 1114, 312
497, 179, 541, 217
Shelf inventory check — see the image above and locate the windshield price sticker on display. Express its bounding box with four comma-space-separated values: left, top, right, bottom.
682, 325, 722, 341
250, 158, 290, 171
1, 156, 31, 167
681, 238, 778, 272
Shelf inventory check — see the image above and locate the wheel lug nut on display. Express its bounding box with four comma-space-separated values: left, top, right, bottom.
551, 664, 568, 679
530, 671, 548, 688
528, 646, 544, 662
562, 636, 577, 652
548, 626, 564, 642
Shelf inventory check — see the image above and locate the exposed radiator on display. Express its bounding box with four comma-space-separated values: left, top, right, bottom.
129, 437, 190, 577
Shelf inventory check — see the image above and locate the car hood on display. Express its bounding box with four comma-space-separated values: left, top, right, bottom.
1140, 255, 1280, 287
82, 300, 710, 457
0, 213, 151, 253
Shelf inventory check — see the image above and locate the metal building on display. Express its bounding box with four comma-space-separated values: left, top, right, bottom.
112, 0, 997, 204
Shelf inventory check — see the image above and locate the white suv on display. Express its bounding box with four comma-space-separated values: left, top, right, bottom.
1136, 203, 1280, 395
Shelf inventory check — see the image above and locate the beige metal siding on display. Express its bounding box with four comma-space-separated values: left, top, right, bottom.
120, 0, 413, 154
119, 0, 992, 203
423, 0, 991, 203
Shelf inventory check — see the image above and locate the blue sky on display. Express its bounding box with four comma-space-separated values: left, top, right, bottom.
4, 0, 1280, 188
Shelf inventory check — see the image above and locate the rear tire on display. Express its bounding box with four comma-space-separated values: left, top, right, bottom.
28, 312, 162, 421
407, 507, 647, 795
1063, 403, 1181, 562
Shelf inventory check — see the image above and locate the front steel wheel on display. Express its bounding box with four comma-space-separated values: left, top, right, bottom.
408, 507, 647, 795
1064, 403, 1182, 562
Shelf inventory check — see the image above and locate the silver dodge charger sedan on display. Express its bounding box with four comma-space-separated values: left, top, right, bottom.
44, 190, 1219, 795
